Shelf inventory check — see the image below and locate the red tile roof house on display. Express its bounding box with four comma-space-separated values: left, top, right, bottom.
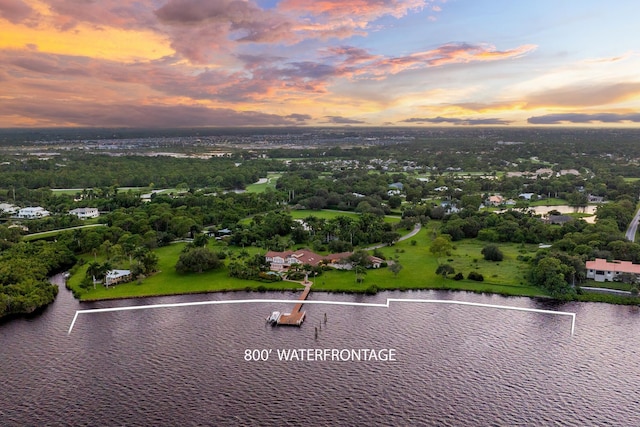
586, 258, 640, 282
265, 249, 383, 272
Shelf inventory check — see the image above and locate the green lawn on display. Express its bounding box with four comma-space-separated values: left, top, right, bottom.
68, 226, 545, 301
68, 243, 302, 301
245, 172, 281, 193
305, 229, 544, 297
290, 209, 401, 223
529, 198, 568, 206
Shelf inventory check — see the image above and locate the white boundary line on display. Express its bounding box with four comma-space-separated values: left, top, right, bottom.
68, 298, 576, 336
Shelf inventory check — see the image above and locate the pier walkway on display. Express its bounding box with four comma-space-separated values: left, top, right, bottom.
276, 281, 311, 326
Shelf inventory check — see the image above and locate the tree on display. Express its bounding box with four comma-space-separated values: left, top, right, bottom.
192, 233, 210, 247
430, 235, 453, 263
175, 247, 222, 274
354, 265, 367, 283
381, 231, 401, 246
389, 261, 403, 277
348, 250, 372, 268
435, 264, 455, 279
481, 244, 504, 262
388, 196, 402, 209
530, 257, 574, 298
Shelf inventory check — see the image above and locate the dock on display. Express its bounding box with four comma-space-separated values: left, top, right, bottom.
272, 283, 311, 326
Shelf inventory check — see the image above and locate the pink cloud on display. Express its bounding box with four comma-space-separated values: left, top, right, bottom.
0, 0, 36, 23
279, 0, 427, 40
337, 42, 538, 78
0, 97, 307, 127
47, 0, 159, 30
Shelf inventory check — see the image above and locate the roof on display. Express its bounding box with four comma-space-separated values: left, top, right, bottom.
266, 249, 352, 266
106, 269, 131, 279
586, 259, 640, 275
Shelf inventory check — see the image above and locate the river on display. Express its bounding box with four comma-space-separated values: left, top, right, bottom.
1, 275, 639, 426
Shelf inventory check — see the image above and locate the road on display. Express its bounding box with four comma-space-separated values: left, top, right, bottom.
364, 223, 422, 250
581, 286, 632, 296
625, 206, 640, 242
25, 223, 106, 238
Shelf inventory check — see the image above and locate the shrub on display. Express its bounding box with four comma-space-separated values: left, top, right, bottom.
481, 244, 504, 262
453, 272, 464, 281
468, 271, 484, 281
365, 284, 379, 295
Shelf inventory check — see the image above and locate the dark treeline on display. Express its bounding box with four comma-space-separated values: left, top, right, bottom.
0, 240, 76, 317
0, 154, 282, 190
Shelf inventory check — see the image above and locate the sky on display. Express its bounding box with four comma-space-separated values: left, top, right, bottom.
1, 0, 640, 128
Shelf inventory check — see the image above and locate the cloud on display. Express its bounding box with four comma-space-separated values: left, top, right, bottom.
47, 0, 159, 30
0, 0, 36, 23
322, 42, 537, 81
401, 116, 511, 125
527, 113, 640, 125
286, 113, 312, 122
0, 98, 307, 127
280, 0, 427, 18
526, 83, 640, 108
323, 115, 366, 124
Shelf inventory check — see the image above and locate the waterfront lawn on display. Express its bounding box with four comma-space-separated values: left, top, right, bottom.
312, 229, 545, 297
68, 226, 544, 301
70, 243, 301, 301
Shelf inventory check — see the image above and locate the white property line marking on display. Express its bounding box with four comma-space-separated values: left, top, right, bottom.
68, 298, 576, 336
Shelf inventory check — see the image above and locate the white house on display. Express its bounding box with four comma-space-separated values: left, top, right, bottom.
104, 270, 132, 287
17, 207, 50, 219
586, 258, 640, 282
69, 207, 100, 219
0, 203, 18, 214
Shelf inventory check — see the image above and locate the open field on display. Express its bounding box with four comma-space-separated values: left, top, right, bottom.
290, 209, 401, 224
69, 224, 547, 301
68, 243, 303, 301
245, 172, 281, 193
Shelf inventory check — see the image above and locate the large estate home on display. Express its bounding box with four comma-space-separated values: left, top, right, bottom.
586, 258, 640, 282
69, 207, 100, 219
17, 206, 50, 219
265, 249, 383, 272
69, 208, 100, 219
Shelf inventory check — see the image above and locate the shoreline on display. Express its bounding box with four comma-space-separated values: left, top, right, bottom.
69, 283, 639, 306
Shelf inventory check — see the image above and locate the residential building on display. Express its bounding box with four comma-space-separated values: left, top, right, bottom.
586, 258, 640, 282
69, 207, 100, 219
17, 207, 50, 219
0, 203, 18, 214
265, 249, 381, 272
105, 270, 132, 287
487, 195, 504, 206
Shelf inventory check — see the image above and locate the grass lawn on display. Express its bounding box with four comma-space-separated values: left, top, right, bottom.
529, 198, 568, 206
68, 225, 546, 301
245, 172, 281, 193
312, 229, 544, 297
290, 209, 401, 223
69, 243, 302, 301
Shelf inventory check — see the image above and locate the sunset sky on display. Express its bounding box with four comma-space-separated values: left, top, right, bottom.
1, 0, 640, 127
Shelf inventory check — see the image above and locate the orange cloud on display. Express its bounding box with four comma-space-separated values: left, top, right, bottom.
526, 83, 640, 108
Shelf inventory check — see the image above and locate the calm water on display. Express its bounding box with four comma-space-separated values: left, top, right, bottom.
1, 275, 639, 426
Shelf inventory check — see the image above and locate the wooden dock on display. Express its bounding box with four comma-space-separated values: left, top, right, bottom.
276, 283, 311, 326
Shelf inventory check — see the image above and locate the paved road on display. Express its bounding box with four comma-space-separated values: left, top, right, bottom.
364, 223, 422, 250
581, 286, 632, 296
625, 206, 640, 242
25, 223, 106, 238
